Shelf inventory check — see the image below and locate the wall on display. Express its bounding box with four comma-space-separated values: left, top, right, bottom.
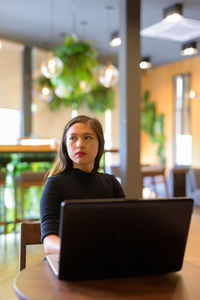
141, 54, 200, 169
0, 39, 23, 110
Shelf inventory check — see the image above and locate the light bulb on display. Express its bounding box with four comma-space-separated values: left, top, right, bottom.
80, 80, 91, 93
39, 85, 53, 102
55, 84, 73, 99
140, 61, 152, 70
163, 13, 183, 23
181, 47, 198, 56
98, 64, 119, 88
41, 56, 63, 78
109, 37, 121, 47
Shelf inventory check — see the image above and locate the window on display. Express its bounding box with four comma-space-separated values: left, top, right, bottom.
0, 108, 21, 144
173, 74, 192, 166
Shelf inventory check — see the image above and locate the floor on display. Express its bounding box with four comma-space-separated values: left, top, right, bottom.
0, 233, 45, 300
0, 206, 200, 300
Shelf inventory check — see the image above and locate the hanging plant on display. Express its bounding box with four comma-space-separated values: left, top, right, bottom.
141, 91, 165, 164
38, 35, 115, 114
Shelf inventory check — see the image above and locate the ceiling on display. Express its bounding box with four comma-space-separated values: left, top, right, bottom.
0, 0, 200, 67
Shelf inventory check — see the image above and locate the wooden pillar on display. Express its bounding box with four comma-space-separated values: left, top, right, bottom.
119, 0, 142, 198
21, 46, 32, 137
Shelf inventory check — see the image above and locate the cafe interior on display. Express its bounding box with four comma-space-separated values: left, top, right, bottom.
0, 0, 200, 299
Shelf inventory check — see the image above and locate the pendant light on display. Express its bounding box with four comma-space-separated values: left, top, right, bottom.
98, 64, 119, 87
41, 55, 63, 79
109, 31, 121, 47
54, 84, 74, 99
80, 80, 91, 93
162, 3, 183, 23
39, 85, 53, 102
40, 0, 63, 79
98, 6, 119, 88
140, 57, 152, 70
181, 41, 198, 56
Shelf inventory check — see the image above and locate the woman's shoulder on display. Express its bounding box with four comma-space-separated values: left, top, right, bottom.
96, 171, 117, 181
97, 171, 125, 197
45, 171, 69, 184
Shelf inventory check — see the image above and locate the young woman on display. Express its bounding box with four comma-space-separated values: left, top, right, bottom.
40, 115, 125, 254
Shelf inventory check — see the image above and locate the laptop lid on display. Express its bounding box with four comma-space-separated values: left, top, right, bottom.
55, 197, 193, 281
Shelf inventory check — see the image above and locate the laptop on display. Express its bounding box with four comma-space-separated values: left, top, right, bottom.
47, 197, 193, 281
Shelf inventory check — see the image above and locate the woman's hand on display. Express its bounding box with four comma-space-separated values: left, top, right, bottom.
43, 235, 61, 255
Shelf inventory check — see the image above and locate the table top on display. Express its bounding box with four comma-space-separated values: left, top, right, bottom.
14, 261, 200, 300
0, 144, 58, 153
0, 145, 119, 154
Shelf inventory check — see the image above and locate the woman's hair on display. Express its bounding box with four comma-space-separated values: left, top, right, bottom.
47, 115, 105, 178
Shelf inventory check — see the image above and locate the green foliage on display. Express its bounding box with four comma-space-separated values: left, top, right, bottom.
84, 86, 115, 114
141, 91, 165, 164
39, 35, 115, 113
2, 159, 51, 233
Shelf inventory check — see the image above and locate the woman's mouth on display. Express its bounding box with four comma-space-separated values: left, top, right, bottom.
75, 152, 86, 157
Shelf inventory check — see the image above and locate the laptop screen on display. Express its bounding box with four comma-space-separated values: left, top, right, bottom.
57, 198, 193, 280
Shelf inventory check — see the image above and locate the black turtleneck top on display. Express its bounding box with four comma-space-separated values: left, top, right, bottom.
40, 168, 125, 241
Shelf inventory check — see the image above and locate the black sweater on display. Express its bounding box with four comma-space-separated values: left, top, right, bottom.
40, 168, 125, 241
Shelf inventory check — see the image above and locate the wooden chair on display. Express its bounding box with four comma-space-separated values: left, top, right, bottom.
14, 171, 46, 227
0, 171, 7, 233
19, 222, 42, 271
186, 168, 200, 206
141, 165, 169, 197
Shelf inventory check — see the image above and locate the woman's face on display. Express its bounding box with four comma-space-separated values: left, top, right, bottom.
66, 122, 99, 172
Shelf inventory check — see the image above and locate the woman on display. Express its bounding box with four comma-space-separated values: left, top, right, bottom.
40, 115, 125, 255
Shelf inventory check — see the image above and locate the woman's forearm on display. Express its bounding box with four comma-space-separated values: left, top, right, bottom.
43, 235, 61, 255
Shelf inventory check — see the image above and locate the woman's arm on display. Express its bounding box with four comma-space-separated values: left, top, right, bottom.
112, 175, 126, 198
43, 235, 61, 255
40, 176, 62, 244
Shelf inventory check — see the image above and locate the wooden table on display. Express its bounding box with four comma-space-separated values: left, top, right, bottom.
0, 142, 60, 153
0, 144, 59, 167
14, 261, 200, 300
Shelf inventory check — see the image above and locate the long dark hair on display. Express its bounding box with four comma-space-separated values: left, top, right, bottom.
48, 115, 105, 177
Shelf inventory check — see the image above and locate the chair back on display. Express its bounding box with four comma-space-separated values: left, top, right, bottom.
19, 222, 42, 271
193, 169, 200, 189
0, 171, 6, 184
187, 168, 200, 192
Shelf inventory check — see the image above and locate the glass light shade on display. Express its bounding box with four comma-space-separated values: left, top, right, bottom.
80, 80, 91, 93
41, 56, 63, 78
98, 64, 119, 88
55, 84, 73, 99
39, 85, 53, 102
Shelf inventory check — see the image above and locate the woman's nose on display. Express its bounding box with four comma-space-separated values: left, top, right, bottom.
76, 138, 84, 148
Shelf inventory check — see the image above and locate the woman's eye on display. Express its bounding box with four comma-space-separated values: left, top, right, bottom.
69, 136, 76, 141
85, 136, 92, 140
